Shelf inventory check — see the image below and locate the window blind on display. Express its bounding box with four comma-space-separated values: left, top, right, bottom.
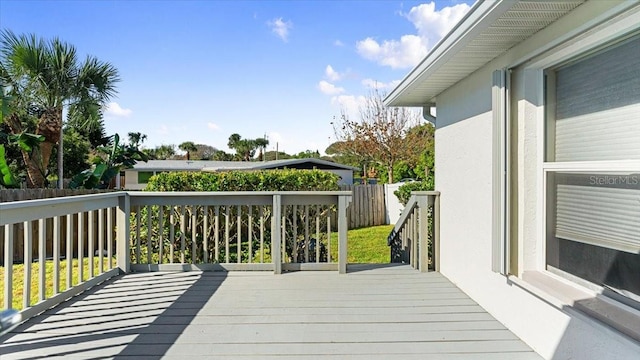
554, 36, 640, 162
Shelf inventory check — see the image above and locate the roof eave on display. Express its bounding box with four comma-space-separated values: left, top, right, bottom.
384, 0, 515, 107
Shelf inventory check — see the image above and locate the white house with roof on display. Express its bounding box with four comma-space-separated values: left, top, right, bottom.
123, 158, 357, 189
387, 1, 640, 359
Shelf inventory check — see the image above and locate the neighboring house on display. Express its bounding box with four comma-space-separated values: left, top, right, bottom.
124, 158, 357, 189
386, 1, 640, 359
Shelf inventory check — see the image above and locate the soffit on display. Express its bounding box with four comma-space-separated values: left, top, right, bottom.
386, 0, 585, 106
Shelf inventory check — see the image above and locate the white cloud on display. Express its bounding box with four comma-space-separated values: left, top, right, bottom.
325, 65, 342, 82
157, 125, 169, 135
331, 94, 366, 119
318, 80, 345, 95
356, 1, 470, 69
406, 2, 470, 47
267, 17, 293, 42
104, 102, 132, 117
207, 122, 220, 131
334, 39, 345, 47
356, 35, 426, 69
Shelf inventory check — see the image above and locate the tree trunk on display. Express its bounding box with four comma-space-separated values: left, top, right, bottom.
21, 150, 45, 188
388, 164, 394, 184
35, 108, 62, 188
4, 113, 45, 188
58, 127, 63, 189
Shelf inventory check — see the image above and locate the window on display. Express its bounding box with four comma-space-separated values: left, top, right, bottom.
137, 171, 155, 184
543, 35, 640, 303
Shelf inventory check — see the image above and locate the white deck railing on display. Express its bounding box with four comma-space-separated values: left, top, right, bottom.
0, 191, 352, 320
388, 191, 440, 272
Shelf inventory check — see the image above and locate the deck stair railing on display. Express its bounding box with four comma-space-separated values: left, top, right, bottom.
388, 191, 440, 272
0, 191, 352, 321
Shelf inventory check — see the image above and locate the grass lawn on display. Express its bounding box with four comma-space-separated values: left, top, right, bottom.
330, 224, 393, 264
0, 258, 115, 311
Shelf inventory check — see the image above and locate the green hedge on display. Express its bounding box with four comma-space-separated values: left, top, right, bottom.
144, 169, 340, 192
394, 180, 434, 206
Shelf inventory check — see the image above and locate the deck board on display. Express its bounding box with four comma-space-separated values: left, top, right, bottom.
0, 265, 542, 359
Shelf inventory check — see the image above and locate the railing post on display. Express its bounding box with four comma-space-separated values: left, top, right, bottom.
417, 196, 429, 273
338, 194, 352, 274
116, 193, 131, 273
272, 194, 282, 274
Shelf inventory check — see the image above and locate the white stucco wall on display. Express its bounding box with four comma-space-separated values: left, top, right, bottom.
433, 2, 640, 359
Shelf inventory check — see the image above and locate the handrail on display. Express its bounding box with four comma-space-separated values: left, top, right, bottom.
1, 190, 353, 326
388, 191, 440, 272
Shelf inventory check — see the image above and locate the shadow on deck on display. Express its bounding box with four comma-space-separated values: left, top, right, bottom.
1, 265, 541, 359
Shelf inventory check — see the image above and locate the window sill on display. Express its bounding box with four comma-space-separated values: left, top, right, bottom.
507, 271, 640, 343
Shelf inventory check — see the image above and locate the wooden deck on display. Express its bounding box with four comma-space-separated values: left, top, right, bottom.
0, 265, 542, 359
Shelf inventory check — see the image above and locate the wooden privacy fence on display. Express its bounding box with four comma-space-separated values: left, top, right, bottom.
340, 185, 386, 229
0, 189, 113, 203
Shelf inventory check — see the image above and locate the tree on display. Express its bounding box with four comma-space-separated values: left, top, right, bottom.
179, 141, 197, 160
0, 30, 119, 188
144, 144, 176, 160
227, 133, 263, 161
70, 133, 148, 189
193, 144, 217, 160
61, 128, 90, 178
254, 137, 269, 161
332, 89, 422, 183
128, 132, 147, 148
292, 150, 320, 159
263, 150, 292, 161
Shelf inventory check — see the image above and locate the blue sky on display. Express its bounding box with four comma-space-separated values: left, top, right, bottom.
1, 0, 471, 155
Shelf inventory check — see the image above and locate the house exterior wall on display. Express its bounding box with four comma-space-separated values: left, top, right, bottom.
123, 169, 144, 190
329, 169, 353, 186
434, 2, 640, 359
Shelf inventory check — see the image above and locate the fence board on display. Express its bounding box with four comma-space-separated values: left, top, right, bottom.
338, 184, 386, 229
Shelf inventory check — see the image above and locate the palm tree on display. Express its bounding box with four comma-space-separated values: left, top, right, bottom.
255, 137, 269, 161
0, 30, 119, 188
179, 141, 197, 160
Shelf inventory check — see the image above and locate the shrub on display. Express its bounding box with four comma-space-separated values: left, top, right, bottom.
145, 169, 340, 192
394, 179, 434, 206
131, 170, 341, 265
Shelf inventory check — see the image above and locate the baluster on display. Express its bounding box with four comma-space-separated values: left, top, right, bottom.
148, 205, 153, 264
78, 212, 84, 283
38, 219, 46, 302
237, 205, 242, 263
259, 206, 264, 263
66, 214, 73, 289
23, 221, 32, 309
203, 205, 209, 263
180, 206, 186, 263
225, 206, 230, 263
107, 208, 113, 270
53, 216, 60, 294
98, 209, 104, 273
192, 206, 198, 264
214, 206, 220, 263
88, 210, 94, 278
4, 224, 14, 309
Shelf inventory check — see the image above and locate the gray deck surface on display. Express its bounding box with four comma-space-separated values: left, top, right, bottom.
1, 265, 542, 359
